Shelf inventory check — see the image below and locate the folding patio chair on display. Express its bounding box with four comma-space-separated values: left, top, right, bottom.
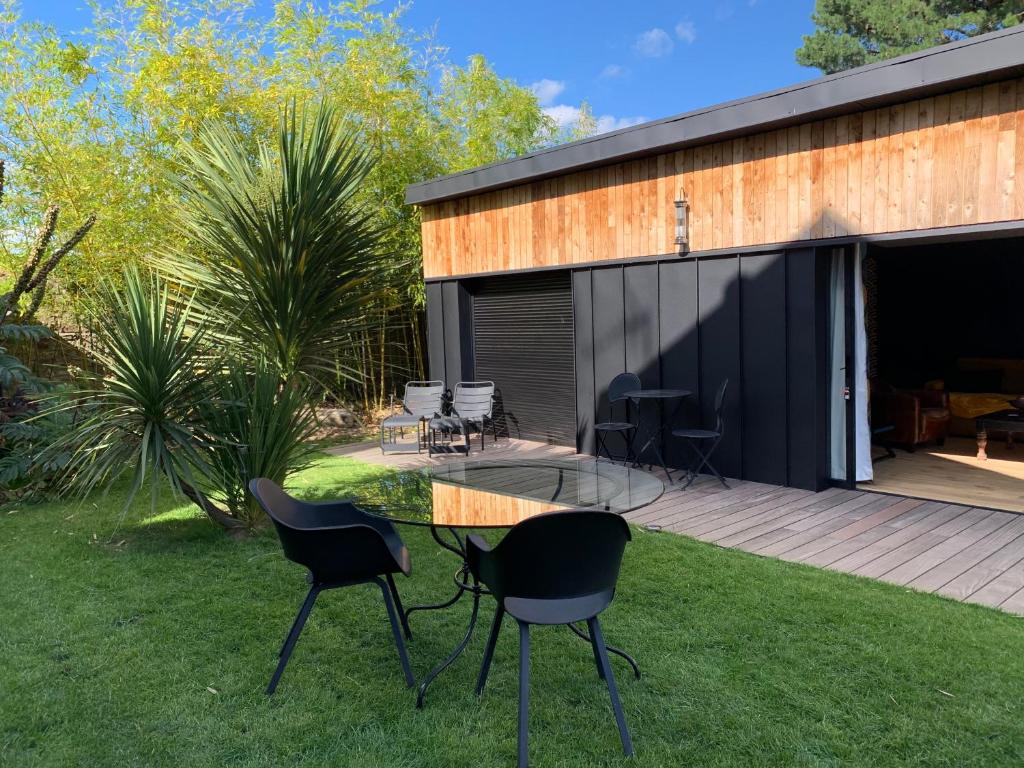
593, 372, 640, 465
672, 378, 729, 489
428, 381, 495, 455
380, 380, 445, 454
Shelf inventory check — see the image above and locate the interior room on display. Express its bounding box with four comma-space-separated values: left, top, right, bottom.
861, 236, 1024, 511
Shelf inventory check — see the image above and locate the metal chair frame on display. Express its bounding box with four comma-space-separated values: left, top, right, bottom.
674, 378, 730, 489
594, 372, 641, 465
428, 381, 496, 455
380, 380, 445, 455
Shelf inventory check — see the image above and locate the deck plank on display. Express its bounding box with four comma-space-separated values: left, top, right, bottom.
335, 438, 1024, 615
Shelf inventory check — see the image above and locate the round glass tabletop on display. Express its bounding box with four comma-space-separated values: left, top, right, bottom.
350, 458, 664, 528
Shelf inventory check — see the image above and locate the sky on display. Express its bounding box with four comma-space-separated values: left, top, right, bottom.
26, 0, 819, 135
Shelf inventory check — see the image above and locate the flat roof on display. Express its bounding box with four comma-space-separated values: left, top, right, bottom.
406, 25, 1024, 206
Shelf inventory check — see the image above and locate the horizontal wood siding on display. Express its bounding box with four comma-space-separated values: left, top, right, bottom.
421, 77, 1024, 279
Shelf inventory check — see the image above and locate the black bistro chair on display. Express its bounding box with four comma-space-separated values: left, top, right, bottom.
672, 378, 730, 489
248, 478, 414, 694
467, 511, 634, 767
594, 372, 641, 465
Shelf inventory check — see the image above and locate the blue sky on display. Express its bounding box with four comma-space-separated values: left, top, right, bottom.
27, 1, 819, 134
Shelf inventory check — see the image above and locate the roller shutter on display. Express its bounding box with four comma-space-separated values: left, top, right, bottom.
472, 272, 576, 446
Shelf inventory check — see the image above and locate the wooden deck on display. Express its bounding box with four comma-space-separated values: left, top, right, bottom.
329, 438, 1024, 616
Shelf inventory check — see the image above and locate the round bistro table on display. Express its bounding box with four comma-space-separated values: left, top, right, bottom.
620, 389, 693, 482
349, 458, 664, 707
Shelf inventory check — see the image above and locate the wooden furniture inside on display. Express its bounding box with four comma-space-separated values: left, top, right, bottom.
863, 436, 1024, 513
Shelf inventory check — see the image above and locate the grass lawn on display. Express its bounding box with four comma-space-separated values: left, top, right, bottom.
2, 453, 1022, 767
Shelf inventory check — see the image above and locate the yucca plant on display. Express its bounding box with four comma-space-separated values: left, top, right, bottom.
158, 99, 388, 387
194, 359, 317, 525
41, 268, 239, 524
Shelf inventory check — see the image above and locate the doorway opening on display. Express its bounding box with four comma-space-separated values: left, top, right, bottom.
859, 236, 1024, 512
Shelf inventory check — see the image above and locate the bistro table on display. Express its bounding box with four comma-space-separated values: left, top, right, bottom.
976, 409, 1024, 459
620, 389, 692, 482
349, 458, 663, 707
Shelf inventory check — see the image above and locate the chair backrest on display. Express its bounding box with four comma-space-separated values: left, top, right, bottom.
607, 372, 641, 405
713, 378, 729, 434
452, 381, 495, 420
248, 478, 394, 583
402, 380, 445, 418
474, 510, 631, 604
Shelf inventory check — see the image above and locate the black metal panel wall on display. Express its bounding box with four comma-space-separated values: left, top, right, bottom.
740, 253, 788, 484
572, 271, 597, 454
697, 257, 743, 478
471, 272, 576, 445
426, 246, 830, 491
426, 280, 474, 386
570, 249, 829, 491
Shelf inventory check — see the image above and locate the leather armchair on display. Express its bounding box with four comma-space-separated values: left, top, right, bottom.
870, 380, 951, 450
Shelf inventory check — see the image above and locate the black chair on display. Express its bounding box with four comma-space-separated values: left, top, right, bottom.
248, 478, 414, 694
594, 372, 641, 465
672, 378, 729, 489
467, 511, 634, 767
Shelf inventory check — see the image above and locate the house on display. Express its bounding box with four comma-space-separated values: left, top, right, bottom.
405, 26, 1024, 509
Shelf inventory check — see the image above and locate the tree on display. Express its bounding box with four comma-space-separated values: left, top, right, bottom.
0, 0, 580, 409
796, 0, 1024, 74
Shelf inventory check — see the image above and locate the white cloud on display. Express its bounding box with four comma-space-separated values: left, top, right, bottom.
543, 105, 647, 136
543, 105, 583, 128
595, 114, 648, 133
529, 78, 566, 106
675, 20, 697, 44
599, 64, 626, 79
633, 28, 673, 58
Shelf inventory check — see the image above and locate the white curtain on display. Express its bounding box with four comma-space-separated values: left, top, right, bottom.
829, 248, 873, 483
829, 250, 847, 481
853, 251, 873, 482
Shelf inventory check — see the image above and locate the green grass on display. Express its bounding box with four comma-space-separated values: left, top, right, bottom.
2, 454, 1022, 767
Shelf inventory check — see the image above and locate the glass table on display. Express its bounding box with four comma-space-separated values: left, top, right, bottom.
349, 458, 664, 706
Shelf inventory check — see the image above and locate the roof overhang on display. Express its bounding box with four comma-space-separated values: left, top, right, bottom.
406, 25, 1024, 206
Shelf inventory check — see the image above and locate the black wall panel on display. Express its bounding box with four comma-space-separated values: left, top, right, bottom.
441, 281, 473, 386
740, 252, 788, 485
658, 261, 700, 468
624, 264, 661, 388
573, 270, 597, 454
787, 248, 830, 490
697, 257, 743, 479
425, 281, 445, 381
591, 267, 626, 424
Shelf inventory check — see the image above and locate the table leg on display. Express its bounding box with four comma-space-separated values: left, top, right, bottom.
416, 573, 481, 709
407, 525, 487, 709
977, 429, 988, 461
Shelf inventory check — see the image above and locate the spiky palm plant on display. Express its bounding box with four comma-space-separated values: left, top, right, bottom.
158, 100, 386, 387
43, 268, 236, 523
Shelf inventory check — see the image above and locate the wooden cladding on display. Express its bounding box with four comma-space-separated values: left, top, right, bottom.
420, 78, 1024, 279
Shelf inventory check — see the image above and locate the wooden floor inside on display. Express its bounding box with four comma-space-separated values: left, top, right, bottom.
861, 436, 1024, 513
331, 437, 1024, 615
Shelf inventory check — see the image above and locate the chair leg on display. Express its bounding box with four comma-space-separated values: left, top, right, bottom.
386, 573, 412, 640
476, 606, 505, 695
517, 621, 531, 768
587, 623, 605, 680
267, 584, 320, 695
588, 617, 633, 757
377, 578, 415, 688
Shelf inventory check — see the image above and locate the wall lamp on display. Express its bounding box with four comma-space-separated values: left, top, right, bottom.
674, 192, 689, 255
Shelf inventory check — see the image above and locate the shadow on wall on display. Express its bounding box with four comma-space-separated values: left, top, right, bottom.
575, 210, 869, 490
